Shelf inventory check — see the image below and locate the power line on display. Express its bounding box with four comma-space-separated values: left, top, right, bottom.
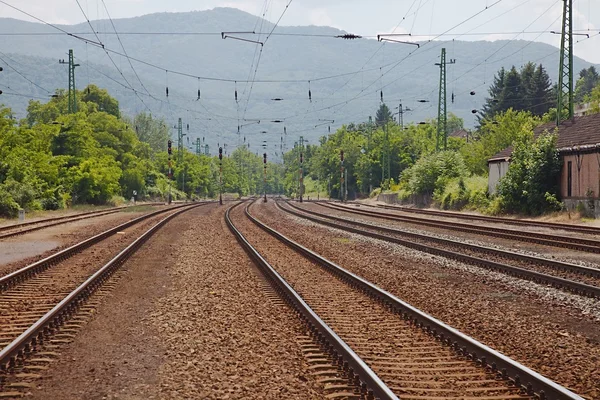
73, 0, 151, 113
99, 0, 152, 98
0, 52, 51, 93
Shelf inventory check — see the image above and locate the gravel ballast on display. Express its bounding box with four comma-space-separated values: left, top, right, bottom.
255, 201, 600, 399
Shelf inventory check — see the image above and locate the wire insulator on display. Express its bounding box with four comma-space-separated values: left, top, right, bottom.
451, 92, 455, 103
471, 109, 478, 114
187, 123, 190, 131
166, 86, 169, 97
470, 91, 476, 96
197, 89, 201, 100
235, 90, 238, 101
380, 90, 383, 102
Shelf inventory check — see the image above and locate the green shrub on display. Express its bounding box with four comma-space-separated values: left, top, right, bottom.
434, 176, 489, 211
497, 131, 562, 215
401, 151, 468, 197
0, 187, 20, 218
107, 195, 126, 207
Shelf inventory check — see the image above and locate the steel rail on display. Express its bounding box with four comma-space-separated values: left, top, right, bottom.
280, 201, 600, 299
370, 202, 600, 235
250, 202, 584, 400
321, 202, 600, 253
0, 202, 209, 292
0, 202, 163, 234
0, 203, 202, 375
225, 202, 399, 400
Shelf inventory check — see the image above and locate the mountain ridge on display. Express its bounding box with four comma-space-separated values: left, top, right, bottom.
0, 7, 597, 155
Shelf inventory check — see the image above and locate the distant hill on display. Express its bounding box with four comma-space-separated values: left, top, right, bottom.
0, 7, 597, 156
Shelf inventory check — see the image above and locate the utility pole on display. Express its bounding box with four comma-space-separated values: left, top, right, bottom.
59, 49, 80, 114
435, 48, 455, 151
299, 136, 304, 203
177, 118, 184, 164
557, 0, 574, 126
382, 123, 390, 188
195, 138, 201, 157
263, 153, 268, 203
167, 140, 173, 204
368, 116, 373, 194
218, 147, 223, 205
340, 150, 345, 202
398, 103, 404, 130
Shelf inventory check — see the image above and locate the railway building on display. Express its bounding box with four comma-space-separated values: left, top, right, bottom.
488, 113, 600, 212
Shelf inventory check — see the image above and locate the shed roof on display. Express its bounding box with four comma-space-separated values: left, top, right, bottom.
488, 113, 600, 163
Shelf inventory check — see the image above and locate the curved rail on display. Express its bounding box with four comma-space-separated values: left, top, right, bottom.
0, 203, 202, 375
250, 202, 584, 400
0, 202, 209, 292
321, 202, 600, 253
280, 201, 600, 298
226, 202, 399, 400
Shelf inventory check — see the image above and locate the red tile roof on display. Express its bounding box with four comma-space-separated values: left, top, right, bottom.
488, 113, 600, 162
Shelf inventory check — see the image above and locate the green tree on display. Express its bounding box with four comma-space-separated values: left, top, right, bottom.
375, 103, 393, 126
529, 64, 554, 116
497, 131, 562, 215
574, 66, 599, 103
479, 67, 506, 123
132, 112, 170, 155
461, 109, 541, 175
500, 66, 523, 112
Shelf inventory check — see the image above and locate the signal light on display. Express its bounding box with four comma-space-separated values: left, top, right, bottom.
167, 140, 172, 155
340, 150, 344, 162
219, 147, 223, 160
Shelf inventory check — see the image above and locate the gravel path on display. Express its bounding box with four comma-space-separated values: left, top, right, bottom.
26, 204, 323, 399
254, 201, 600, 399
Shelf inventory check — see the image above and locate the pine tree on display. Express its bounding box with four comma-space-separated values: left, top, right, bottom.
529, 64, 553, 116
375, 103, 393, 126
500, 66, 523, 112
520, 62, 536, 112
478, 67, 506, 123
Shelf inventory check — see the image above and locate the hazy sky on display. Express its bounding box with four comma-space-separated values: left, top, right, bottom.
1, 0, 599, 63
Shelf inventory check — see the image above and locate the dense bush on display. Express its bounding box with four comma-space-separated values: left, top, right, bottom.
0, 187, 20, 218
497, 131, 562, 215
401, 151, 468, 197
435, 176, 489, 210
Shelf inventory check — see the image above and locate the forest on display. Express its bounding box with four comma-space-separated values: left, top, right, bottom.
0, 85, 283, 218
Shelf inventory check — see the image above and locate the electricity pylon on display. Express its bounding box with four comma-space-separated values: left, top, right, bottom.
557, 0, 574, 126
436, 48, 455, 151
59, 49, 80, 113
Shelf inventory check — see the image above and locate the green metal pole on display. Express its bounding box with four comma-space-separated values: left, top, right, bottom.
557, 0, 573, 126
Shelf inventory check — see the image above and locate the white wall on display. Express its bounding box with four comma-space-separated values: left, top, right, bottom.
488, 161, 509, 195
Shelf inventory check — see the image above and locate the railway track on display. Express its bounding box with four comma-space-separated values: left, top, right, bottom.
280, 201, 600, 299
227, 201, 584, 400
0, 202, 207, 392
369, 202, 600, 235
0, 203, 163, 241
321, 202, 600, 254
